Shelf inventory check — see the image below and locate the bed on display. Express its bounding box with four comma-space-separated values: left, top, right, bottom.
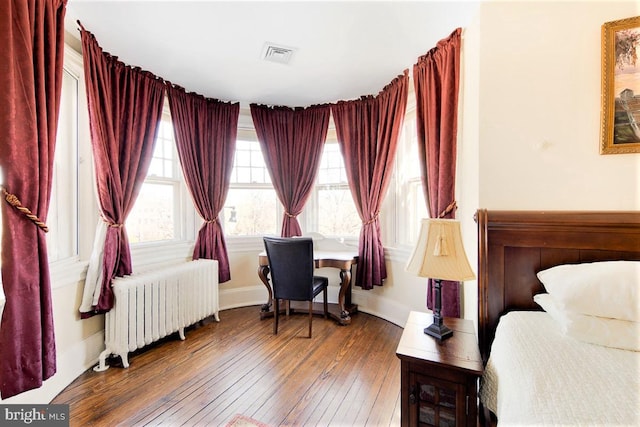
475, 210, 640, 426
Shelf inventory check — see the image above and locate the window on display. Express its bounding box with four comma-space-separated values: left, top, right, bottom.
47, 69, 79, 261
126, 115, 185, 243
224, 116, 415, 243
306, 142, 360, 238
224, 139, 278, 236
224, 134, 360, 239
395, 110, 428, 246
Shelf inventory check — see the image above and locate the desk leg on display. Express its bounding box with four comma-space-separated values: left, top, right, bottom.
338, 268, 352, 325
258, 264, 273, 315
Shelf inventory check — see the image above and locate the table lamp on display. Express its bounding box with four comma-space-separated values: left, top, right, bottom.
406, 218, 475, 340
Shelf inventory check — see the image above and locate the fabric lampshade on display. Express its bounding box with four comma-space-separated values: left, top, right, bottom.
406, 218, 475, 281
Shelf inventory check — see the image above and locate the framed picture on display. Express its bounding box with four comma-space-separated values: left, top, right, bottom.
601, 16, 640, 154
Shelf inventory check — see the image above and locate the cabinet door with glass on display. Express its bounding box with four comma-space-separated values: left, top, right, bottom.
408, 373, 468, 427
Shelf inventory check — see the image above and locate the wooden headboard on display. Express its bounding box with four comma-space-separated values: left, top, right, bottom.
476, 209, 640, 364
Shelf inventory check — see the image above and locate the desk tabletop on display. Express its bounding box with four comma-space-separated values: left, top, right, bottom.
258, 250, 358, 267
258, 236, 358, 265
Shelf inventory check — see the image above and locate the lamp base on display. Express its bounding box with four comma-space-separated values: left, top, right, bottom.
424, 322, 453, 340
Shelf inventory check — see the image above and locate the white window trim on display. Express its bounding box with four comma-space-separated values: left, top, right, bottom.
128, 103, 200, 266
47, 44, 97, 289
226, 127, 282, 238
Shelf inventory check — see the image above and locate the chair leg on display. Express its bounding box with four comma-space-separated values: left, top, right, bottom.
308, 300, 313, 338
323, 287, 328, 319
274, 298, 279, 335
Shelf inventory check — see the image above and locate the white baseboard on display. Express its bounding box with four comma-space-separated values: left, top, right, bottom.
219, 285, 268, 311
0, 331, 104, 404
351, 289, 411, 328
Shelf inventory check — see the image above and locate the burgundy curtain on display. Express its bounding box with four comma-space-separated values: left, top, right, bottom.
79, 27, 165, 316
0, 0, 66, 398
250, 104, 330, 237
166, 84, 239, 283
414, 28, 462, 317
331, 71, 408, 290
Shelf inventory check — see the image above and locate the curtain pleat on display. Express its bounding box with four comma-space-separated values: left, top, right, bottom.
78, 28, 165, 317
250, 104, 330, 237
0, 0, 67, 398
331, 71, 408, 290
414, 28, 462, 317
166, 84, 239, 282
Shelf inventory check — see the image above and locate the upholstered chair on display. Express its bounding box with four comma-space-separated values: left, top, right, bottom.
263, 236, 329, 338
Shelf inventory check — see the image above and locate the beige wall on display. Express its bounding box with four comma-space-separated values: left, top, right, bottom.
457, 0, 640, 324
475, 0, 639, 210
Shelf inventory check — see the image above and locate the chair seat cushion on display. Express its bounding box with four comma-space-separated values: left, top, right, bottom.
312, 276, 328, 297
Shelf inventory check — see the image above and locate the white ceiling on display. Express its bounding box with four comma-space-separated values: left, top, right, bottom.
65, 1, 480, 108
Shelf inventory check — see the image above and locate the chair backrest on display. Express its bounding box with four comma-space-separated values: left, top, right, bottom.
263, 236, 315, 301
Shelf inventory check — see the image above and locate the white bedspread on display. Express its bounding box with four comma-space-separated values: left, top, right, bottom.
480, 311, 640, 426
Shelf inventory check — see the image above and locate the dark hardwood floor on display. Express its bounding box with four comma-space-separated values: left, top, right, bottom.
52, 305, 403, 426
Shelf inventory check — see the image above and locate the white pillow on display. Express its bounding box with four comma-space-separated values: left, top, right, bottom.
534, 293, 640, 352
536, 260, 640, 322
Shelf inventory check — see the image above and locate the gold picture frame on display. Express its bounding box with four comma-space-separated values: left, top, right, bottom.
601, 16, 640, 154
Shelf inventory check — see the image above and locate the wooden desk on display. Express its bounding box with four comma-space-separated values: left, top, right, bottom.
258, 249, 358, 325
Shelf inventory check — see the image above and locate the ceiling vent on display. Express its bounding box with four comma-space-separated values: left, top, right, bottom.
262, 42, 295, 64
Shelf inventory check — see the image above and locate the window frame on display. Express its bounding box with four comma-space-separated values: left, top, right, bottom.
126, 109, 196, 246
47, 67, 79, 263
223, 128, 282, 238
300, 131, 361, 242
47, 44, 98, 286
383, 83, 428, 260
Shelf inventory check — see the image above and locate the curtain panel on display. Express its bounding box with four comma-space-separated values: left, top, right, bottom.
413, 28, 462, 317
250, 104, 330, 237
78, 27, 165, 317
166, 84, 239, 283
331, 71, 408, 290
0, 0, 67, 398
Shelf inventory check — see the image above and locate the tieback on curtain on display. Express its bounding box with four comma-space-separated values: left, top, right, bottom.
205, 217, 218, 224
0, 186, 49, 232
362, 212, 380, 225
284, 212, 297, 218
100, 216, 124, 228
437, 201, 457, 219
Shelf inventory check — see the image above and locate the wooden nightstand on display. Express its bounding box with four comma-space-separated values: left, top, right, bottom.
396, 311, 483, 427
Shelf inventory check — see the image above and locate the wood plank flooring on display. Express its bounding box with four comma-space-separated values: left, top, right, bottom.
52, 306, 404, 426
